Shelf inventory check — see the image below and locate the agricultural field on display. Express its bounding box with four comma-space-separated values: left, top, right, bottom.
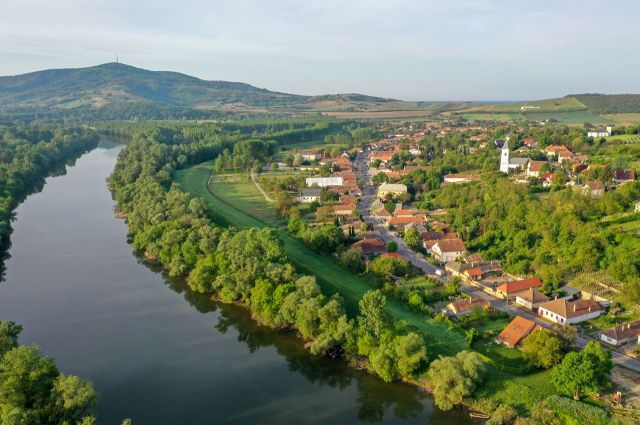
461, 110, 614, 124
604, 113, 640, 125
319, 110, 438, 119
458, 96, 586, 114
603, 134, 640, 143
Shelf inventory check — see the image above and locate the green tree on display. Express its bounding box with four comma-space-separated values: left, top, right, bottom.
358, 290, 391, 338
552, 341, 613, 397
271, 162, 279, 171
340, 247, 366, 273
428, 351, 486, 410
372, 172, 389, 185
275, 192, 294, 217
0, 321, 23, 356
51, 374, 100, 423
521, 330, 564, 368
387, 241, 398, 252
404, 228, 421, 250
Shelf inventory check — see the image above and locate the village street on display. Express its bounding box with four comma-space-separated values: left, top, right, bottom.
354, 149, 640, 373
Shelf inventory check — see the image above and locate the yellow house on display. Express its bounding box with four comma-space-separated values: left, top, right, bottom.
378, 182, 407, 199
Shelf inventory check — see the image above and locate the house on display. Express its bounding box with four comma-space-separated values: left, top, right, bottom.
557, 150, 573, 164
340, 194, 357, 205
515, 288, 550, 311
500, 140, 530, 173
515, 146, 529, 152
386, 216, 425, 228
538, 298, 605, 326
544, 145, 571, 156
600, 320, 640, 346
332, 203, 356, 215
572, 163, 587, 173
443, 174, 481, 184
447, 297, 490, 316
464, 267, 484, 280
378, 183, 408, 199
496, 316, 540, 347
351, 238, 387, 254
496, 277, 543, 298
523, 138, 538, 148
431, 239, 467, 263
464, 253, 484, 263
393, 209, 414, 217
614, 170, 635, 184
527, 161, 547, 177
587, 127, 612, 138
306, 177, 344, 187
583, 181, 605, 199
357, 230, 381, 240
380, 252, 404, 260
373, 208, 393, 219
300, 188, 322, 203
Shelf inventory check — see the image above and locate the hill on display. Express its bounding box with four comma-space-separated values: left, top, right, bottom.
0, 63, 390, 109
570, 93, 640, 115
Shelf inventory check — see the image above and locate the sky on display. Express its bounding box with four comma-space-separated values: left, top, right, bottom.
1, 0, 640, 101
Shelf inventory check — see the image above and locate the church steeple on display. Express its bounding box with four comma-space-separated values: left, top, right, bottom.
500, 139, 510, 173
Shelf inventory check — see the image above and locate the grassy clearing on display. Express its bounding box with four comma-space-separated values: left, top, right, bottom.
173, 161, 469, 357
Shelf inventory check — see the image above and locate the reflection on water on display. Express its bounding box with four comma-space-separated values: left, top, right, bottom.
0, 144, 478, 425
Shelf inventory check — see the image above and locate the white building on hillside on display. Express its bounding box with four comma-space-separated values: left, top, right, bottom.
305, 177, 344, 188
587, 126, 612, 138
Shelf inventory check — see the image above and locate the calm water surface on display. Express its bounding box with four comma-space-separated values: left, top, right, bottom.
0, 143, 477, 425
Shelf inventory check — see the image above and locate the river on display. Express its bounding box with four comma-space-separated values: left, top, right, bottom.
0, 142, 478, 425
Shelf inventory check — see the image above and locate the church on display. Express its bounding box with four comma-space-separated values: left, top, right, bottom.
499, 140, 529, 173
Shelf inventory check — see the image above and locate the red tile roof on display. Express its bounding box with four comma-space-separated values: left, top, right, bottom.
539, 299, 604, 319
380, 252, 404, 260
497, 316, 538, 347
351, 239, 387, 253
615, 170, 635, 181
497, 277, 543, 294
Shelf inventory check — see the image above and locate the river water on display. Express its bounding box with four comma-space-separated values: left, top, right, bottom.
0, 143, 477, 425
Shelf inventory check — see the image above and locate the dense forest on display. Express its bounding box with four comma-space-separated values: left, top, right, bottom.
0, 124, 98, 277
572, 93, 640, 115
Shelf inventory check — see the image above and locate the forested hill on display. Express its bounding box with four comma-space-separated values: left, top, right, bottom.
570, 93, 640, 114
0, 63, 390, 109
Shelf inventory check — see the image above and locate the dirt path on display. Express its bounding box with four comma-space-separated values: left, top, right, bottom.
251, 171, 275, 203
612, 367, 640, 408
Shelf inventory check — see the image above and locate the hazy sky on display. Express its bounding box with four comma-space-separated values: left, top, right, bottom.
1, 0, 639, 101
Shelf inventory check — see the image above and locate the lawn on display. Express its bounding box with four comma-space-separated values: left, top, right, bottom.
604, 113, 640, 125
173, 161, 470, 358
472, 338, 525, 369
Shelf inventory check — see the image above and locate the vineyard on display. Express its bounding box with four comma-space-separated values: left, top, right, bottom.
568, 270, 623, 304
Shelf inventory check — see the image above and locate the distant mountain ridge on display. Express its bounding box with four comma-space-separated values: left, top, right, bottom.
0, 63, 391, 109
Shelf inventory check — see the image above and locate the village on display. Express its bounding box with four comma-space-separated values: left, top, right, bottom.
252, 119, 640, 409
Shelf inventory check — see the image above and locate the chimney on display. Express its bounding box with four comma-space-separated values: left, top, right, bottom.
589, 306, 592, 312
573, 305, 577, 312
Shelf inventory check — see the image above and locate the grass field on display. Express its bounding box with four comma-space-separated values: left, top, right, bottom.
602, 134, 640, 143
173, 161, 470, 358
604, 113, 640, 125
459, 97, 586, 114
461, 110, 614, 124
319, 110, 438, 119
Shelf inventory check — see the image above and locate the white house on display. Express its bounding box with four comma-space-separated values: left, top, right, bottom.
431, 239, 466, 263
305, 177, 344, 188
500, 140, 529, 173
515, 288, 550, 311
538, 299, 604, 326
587, 126, 612, 138
600, 320, 640, 347
443, 174, 480, 184
300, 188, 322, 203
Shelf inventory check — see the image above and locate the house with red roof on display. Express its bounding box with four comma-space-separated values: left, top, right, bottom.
351, 238, 387, 254
538, 298, 604, 326
496, 316, 541, 347
380, 252, 404, 260
496, 277, 543, 299
614, 170, 635, 184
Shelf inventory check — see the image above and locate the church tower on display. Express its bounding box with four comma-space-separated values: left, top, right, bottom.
500, 139, 510, 173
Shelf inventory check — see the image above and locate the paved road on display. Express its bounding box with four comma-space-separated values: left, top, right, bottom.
354, 149, 640, 373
